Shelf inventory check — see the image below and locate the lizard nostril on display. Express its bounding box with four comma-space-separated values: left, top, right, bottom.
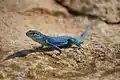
26, 32, 28, 36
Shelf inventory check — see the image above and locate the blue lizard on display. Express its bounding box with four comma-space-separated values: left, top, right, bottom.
26, 24, 91, 53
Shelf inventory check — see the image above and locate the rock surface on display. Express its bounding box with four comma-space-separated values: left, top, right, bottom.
0, 0, 120, 80
56, 0, 120, 24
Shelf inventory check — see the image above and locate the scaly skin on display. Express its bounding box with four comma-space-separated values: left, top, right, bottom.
26, 24, 91, 53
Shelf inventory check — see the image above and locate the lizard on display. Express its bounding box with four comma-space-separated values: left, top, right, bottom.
26, 24, 92, 53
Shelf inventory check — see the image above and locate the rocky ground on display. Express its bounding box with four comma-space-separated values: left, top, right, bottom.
0, 0, 120, 80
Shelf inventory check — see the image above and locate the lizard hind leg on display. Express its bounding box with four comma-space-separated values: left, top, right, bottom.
68, 38, 83, 49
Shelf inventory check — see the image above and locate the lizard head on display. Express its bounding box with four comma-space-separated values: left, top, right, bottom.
26, 30, 43, 41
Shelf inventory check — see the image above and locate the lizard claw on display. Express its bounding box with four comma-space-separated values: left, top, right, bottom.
56, 50, 65, 56
58, 49, 65, 54
61, 50, 65, 53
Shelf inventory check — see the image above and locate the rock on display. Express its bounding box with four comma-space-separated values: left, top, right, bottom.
56, 0, 120, 24
0, 0, 69, 16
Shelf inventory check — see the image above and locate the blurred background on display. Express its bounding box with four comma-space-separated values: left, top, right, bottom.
0, 0, 120, 80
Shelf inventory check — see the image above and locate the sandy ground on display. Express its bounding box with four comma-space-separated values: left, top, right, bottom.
0, 0, 120, 80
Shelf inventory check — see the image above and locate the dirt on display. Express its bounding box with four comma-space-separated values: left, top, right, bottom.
0, 0, 120, 80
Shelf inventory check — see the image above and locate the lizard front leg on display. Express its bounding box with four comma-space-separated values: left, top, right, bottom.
46, 42, 62, 53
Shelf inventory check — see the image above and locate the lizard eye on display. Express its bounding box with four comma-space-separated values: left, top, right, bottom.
34, 32, 41, 36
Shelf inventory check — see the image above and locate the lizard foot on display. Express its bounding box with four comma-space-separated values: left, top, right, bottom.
61, 50, 65, 54
56, 50, 65, 56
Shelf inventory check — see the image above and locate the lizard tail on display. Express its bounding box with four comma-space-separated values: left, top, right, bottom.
76, 23, 92, 43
